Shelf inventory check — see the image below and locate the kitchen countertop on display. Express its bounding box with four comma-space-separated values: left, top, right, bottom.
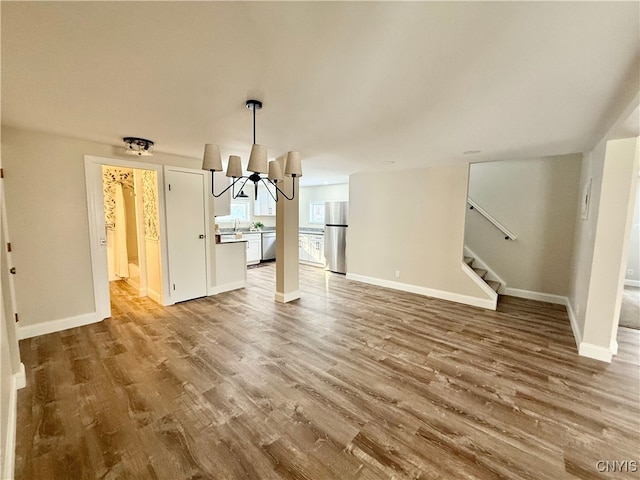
217, 238, 247, 244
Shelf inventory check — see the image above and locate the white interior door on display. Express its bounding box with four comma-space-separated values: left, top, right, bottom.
165, 168, 207, 303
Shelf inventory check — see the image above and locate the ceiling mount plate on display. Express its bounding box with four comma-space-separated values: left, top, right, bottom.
246, 99, 263, 110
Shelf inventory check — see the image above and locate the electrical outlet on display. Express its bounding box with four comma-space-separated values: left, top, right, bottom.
395, 270, 400, 278
628, 269, 634, 276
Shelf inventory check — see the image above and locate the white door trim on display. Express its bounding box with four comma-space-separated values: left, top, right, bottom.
84, 155, 172, 322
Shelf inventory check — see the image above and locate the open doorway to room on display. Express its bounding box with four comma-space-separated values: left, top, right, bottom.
85, 155, 169, 322
101, 166, 163, 304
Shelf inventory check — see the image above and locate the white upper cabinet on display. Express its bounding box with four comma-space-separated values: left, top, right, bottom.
213, 174, 231, 216
254, 183, 276, 216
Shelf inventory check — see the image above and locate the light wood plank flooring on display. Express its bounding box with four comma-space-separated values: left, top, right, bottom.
15, 265, 640, 479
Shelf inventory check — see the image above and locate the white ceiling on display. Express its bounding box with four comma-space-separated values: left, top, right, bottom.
2, 2, 639, 186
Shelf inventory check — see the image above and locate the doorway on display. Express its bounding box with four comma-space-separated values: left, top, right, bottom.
102, 166, 161, 303
85, 155, 170, 321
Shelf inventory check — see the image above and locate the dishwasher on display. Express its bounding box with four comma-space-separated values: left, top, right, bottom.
261, 232, 276, 261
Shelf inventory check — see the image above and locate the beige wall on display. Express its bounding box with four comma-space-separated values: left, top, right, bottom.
298, 184, 349, 228
625, 182, 640, 284
1, 126, 199, 329
465, 154, 582, 295
348, 165, 491, 303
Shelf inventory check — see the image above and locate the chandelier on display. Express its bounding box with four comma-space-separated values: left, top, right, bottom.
202, 99, 302, 201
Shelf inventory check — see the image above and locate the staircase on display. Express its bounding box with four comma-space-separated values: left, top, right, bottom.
464, 256, 501, 294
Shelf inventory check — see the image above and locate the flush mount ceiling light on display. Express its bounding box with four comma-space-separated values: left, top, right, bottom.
123, 137, 154, 156
202, 99, 302, 202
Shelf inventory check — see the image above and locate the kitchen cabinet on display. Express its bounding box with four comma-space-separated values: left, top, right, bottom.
299, 235, 310, 262
213, 174, 231, 216
254, 183, 276, 216
299, 233, 324, 266
244, 233, 262, 265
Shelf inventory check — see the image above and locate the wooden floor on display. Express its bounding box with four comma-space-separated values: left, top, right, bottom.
15, 265, 640, 479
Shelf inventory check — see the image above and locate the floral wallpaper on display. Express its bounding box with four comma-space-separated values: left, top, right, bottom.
102, 167, 134, 229
142, 170, 159, 240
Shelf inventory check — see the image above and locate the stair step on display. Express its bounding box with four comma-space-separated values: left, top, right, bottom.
486, 280, 501, 293
473, 267, 487, 279
464, 256, 474, 266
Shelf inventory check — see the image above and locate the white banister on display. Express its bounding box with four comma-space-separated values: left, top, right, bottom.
467, 198, 517, 240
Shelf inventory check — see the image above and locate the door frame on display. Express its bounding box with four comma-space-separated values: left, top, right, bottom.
84, 155, 172, 321
163, 165, 212, 300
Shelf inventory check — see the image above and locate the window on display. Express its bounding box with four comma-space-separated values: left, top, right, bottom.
216, 203, 249, 222
309, 202, 325, 224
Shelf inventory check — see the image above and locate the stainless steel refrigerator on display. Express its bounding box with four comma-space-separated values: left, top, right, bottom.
324, 201, 348, 273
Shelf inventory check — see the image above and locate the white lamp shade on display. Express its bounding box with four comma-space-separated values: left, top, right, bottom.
268, 161, 284, 183
247, 144, 268, 174
284, 151, 302, 177
226, 155, 243, 178
202, 144, 223, 171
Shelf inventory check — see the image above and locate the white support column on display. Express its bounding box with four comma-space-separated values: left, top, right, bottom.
275, 156, 300, 303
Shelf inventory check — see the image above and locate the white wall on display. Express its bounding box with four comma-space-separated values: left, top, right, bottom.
465, 154, 582, 295
569, 136, 639, 360
624, 182, 640, 285
1, 126, 199, 331
0, 306, 12, 478
298, 184, 349, 228
0, 141, 22, 480
347, 165, 493, 308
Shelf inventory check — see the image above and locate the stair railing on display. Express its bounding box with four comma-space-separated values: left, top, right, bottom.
467, 197, 517, 240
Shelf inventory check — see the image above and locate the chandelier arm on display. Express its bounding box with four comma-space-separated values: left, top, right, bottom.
260, 178, 279, 202
231, 177, 251, 199
271, 177, 297, 201
209, 172, 249, 198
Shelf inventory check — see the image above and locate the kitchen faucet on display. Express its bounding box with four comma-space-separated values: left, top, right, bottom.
234, 218, 240, 232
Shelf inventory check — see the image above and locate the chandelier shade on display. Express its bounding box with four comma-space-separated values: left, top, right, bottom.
226, 155, 243, 178
247, 145, 268, 174
268, 161, 284, 183
285, 151, 303, 177
202, 144, 223, 171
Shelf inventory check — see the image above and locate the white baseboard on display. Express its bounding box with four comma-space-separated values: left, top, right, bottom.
565, 299, 582, 351
18, 312, 101, 340
566, 298, 614, 363
275, 290, 301, 303
3, 366, 23, 480
503, 287, 567, 305
138, 287, 148, 297
578, 342, 613, 363
345, 273, 496, 310
147, 288, 162, 304
209, 281, 246, 295
624, 279, 640, 287
15, 363, 26, 390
